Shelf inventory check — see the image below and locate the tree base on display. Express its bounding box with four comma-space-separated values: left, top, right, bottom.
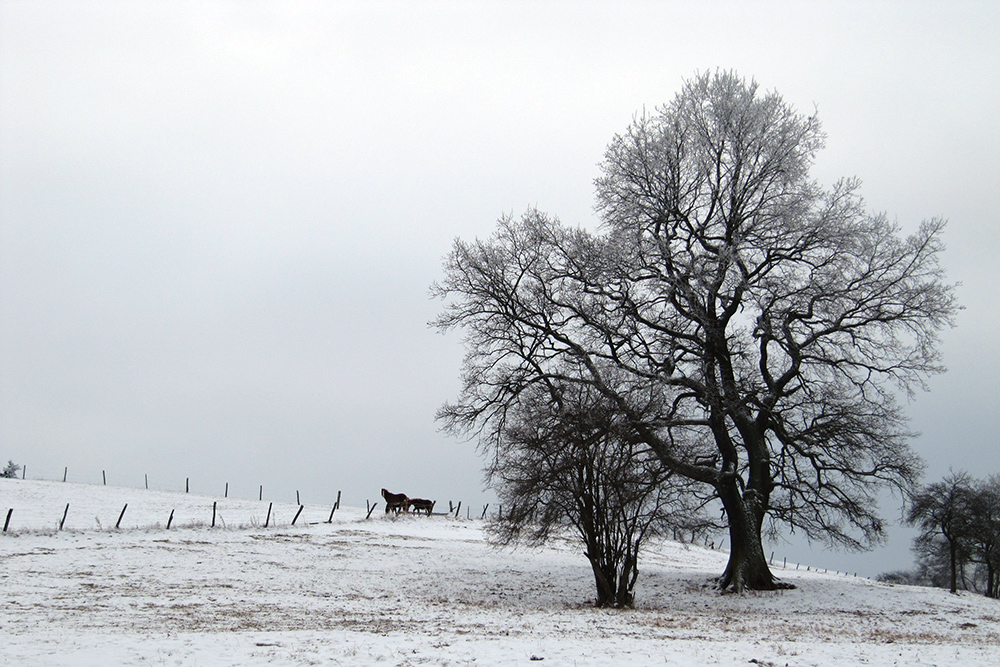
715, 577, 796, 593
716, 563, 797, 593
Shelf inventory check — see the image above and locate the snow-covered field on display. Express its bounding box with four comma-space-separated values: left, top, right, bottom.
2, 478, 998, 666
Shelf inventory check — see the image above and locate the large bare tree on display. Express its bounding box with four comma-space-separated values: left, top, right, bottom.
433, 71, 957, 591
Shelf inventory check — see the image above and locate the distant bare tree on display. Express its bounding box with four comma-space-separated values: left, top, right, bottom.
481, 380, 713, 608
906, 472, 1000, 597
1, 460, 21, 479
907, 472, 975, 594
434, 71, 956, 591
966, 476, 1000, 598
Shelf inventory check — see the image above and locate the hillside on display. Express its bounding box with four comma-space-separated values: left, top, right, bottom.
2, 478, 998, 666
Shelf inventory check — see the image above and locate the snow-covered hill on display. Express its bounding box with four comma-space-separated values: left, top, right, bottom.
2, 478, 998, 666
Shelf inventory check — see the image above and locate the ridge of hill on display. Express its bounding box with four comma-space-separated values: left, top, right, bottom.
2, 478, 998, 666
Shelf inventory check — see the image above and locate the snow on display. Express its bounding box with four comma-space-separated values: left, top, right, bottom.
2, 478, 998, 666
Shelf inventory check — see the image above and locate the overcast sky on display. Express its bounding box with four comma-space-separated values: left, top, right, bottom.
1, 1, 998, 576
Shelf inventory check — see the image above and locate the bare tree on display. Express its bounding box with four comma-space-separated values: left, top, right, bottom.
433, 71, 956, 591
1, 460, 21, 479
967, 476, 1000, 598
907, 472, 975, 594
481, 380, 714, 607
907, 472, 1000, 597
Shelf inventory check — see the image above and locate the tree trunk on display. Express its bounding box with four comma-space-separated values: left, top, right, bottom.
615, 551, 637, 608
585, 551, 615, 607
949, 540, 958, 594
716, 481, 792, 592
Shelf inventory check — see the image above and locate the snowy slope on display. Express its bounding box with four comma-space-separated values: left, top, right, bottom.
2, 478, 998, 666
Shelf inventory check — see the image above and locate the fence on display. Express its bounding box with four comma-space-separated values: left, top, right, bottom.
1, 474, 493, 535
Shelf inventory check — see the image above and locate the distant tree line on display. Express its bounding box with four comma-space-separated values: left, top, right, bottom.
880, 472, 1000, 598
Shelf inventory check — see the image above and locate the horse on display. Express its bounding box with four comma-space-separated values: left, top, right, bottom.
407, 498, 435, 516
381, 488, 408, 514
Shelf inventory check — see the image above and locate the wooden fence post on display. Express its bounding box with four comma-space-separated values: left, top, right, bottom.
3, 508, 12, 532
103, 470, 107, 486
259, 485, 263, 501
212, 502, 217, 528
365, 502, 378, 520
454, 501, 461, 519
335, 490, 341, 511
265, 502, 273, 528
115, 504, 128, 529
60, 503, 70, 530
63, 467, 68, 483
327, 506, 336, 523
481, 504, 489, 520
292, 505, 304, 526
225, 483, 228, 498
186, 478, 190, 493
145, 474, 148, 490
296, 490, 300, 506
167, 509, 174, 529
22, 466, 25, 480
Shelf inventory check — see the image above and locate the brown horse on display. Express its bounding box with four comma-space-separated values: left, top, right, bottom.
381, 488, 408, 514
407, 498, 435, 516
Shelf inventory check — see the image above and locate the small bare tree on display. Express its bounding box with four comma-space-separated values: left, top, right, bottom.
907, 472, 976, 594
908, 472, 1000, 597
475, 381, 713, 608
967, 476, 1000, 598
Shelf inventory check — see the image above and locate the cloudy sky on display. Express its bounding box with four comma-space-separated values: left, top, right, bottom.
1, 1, 997, 576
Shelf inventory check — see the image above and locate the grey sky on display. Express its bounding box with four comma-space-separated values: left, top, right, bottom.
1, 1, 998, 576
